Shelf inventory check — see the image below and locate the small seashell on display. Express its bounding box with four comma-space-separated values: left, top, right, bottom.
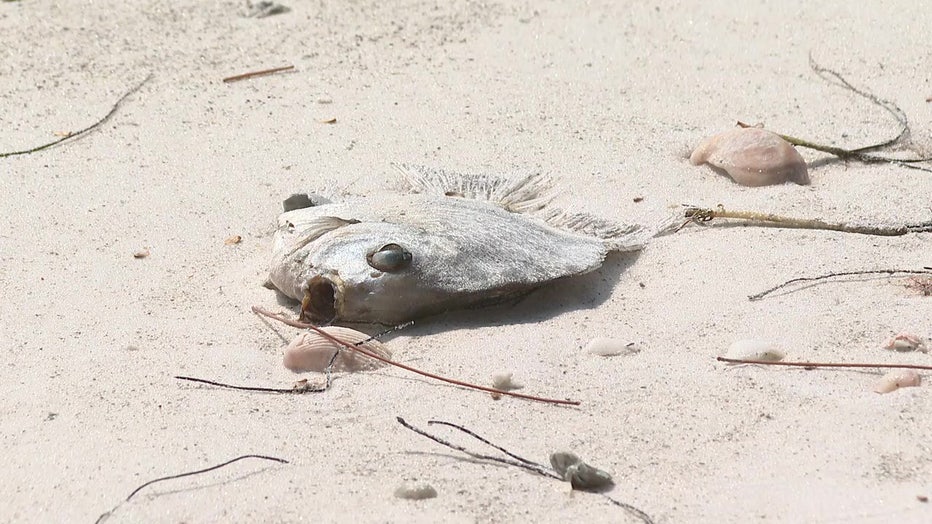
133, 248, 150, 259
873, 370, 921, 394
585, 337, 639, 357
283, 327, 391, 373
393, 482, 437, 500
690, 127, 810, 187
549, 452, 614, 492
883, 333, 929, 353
725, 339, 785, 362
224, 235, 242, 245
491, 372, 524, 391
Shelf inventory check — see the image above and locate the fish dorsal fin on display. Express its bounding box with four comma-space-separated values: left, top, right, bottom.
540, 208, 655, 252
393, 163, 555, 213
281, 216, 360, 258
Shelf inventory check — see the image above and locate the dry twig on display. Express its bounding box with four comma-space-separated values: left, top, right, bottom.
1, 74, 152, 158
749, 268, 932, 301
717, 356, 932, 371
95, 454, 288, 523
681, 205, 932, 237
396, 417, 655, 524
252, 306, 581, 406
222, 65, 295, 83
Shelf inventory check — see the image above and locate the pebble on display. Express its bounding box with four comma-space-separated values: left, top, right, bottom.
394, 482, 437, 500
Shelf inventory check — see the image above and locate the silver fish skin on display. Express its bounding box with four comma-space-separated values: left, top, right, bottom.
268, 165, 655, 324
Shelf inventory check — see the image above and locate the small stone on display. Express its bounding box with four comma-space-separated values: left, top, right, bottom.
132, 248, 150, 259
549, 452, 614, 492
394, 482, 437, 500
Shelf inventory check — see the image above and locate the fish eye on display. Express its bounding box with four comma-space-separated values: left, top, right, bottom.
367, 243, 412, 272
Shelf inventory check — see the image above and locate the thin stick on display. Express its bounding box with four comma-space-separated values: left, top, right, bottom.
398, 417, 560, 478
682, 205, 932, 236
749, 268, 932, 301
1, 74, 152, 159
252, 306, 581, 406
222, 65, 295, 83
427, 420, 548, 469
717, 356, 932, 371
176, 346, 341, 393
397, 417, 655, 524
95, 454, 288, 523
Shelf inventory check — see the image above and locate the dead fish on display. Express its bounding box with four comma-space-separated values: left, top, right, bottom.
267, 165, 666, 324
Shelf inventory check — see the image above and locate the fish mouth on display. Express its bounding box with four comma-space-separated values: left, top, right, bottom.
300, 274, 344, 323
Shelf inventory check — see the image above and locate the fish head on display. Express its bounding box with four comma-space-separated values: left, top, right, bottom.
272, 218, 450, 324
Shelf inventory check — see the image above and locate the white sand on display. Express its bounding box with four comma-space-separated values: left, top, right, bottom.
2, 1, 931, 522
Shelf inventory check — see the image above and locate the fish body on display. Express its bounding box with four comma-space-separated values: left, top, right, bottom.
268, 166, 656, 324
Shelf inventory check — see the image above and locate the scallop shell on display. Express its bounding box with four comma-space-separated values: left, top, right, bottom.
882, 333, 929, 353
690, 128, 810, 187
873, 370, 922, 394
283, 327, 391, 373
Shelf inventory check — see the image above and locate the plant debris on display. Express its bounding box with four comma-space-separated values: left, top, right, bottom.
748, 268, 932, 301
1, 74, 151, 159
222, 65, 294, 83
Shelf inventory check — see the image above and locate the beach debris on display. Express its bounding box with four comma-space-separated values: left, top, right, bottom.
396, 418, 654, 523
748, 268, 932, 301
132, 248, 150, 259
904, 275, 932, 296
690, 127, 810, 187
394, 482, 437, 500
681, 205, 932, 237
269, 165, 669, 324
176, 372, 332, 394
725, 340, 785, 362
585, 337, 639, 357
550, 452, 615, 491
883, 333, 929, 353
244, 1, 289, 18
222, 65, 294, 83
283, 327, 391, 373
1, 74, 151, 159
95, 454, 288, 524
491, 372, 523, 391
873, 370, 922, 394
319, 117, 337, 124
746, 58, 932, 173
316, 96, 333, 104
254, 306, 581, 405
224, 235, 242, 245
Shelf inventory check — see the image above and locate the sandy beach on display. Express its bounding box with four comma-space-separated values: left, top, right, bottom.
2, 1, 931, 522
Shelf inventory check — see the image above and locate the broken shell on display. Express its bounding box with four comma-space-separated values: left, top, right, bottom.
491, 372, 524, 391
394, 482, 437, 500
883, 333, 929, 353
725, 339, 785, 362
585, 337, 639, 357
283, 327, 391, 373
873, 370, 921, 394
549, 452, 614, 492
690, 128, 810, 187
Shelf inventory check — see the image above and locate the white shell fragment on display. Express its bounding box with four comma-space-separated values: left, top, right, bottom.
394, 482, 437, 500
283, 327, 391, 373
491, 372, 524, 391
725, 339, 786, 362
883, 333, 929, 353
690, 128, 810, 187
585, 337, 639, 357
873, 370, 922, 394
549, 452, 614, 492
